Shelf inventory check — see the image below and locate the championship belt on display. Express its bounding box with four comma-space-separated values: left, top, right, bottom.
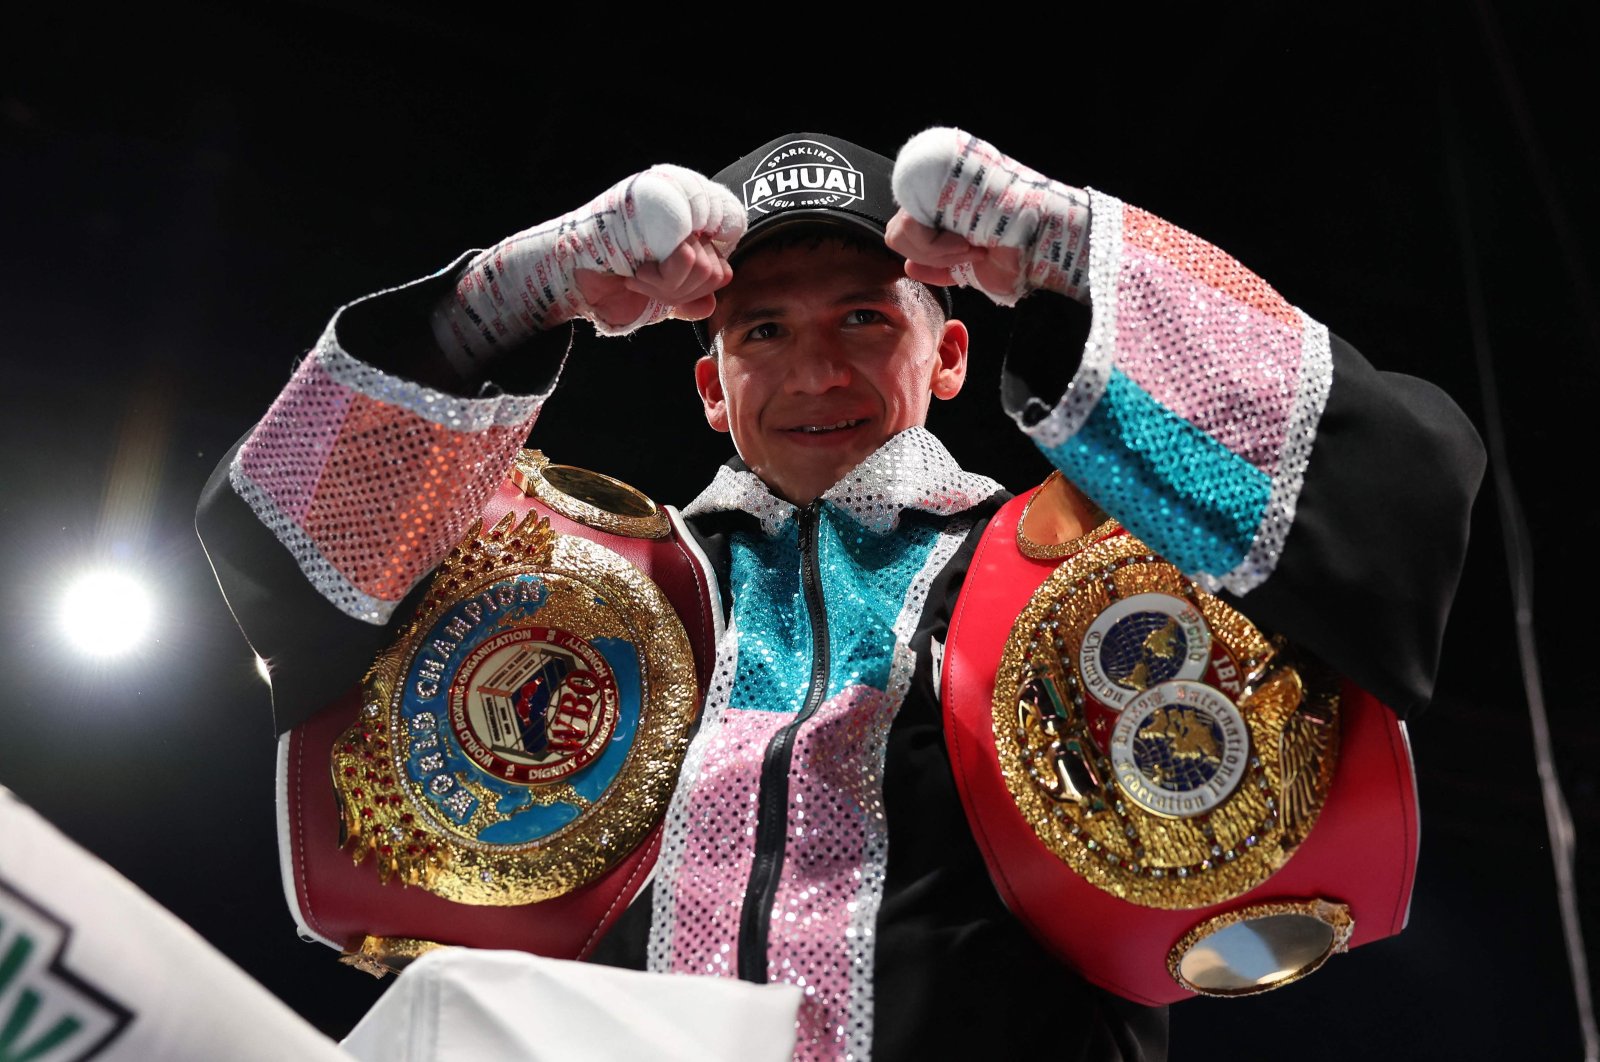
278, 451, 717, 975
942, 474, 1418, 1005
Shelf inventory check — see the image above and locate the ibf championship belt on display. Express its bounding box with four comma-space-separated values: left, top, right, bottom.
942, 474, 1418, 1005
278, 451, 717, 975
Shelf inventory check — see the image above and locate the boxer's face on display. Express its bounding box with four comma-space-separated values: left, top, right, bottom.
695, 238, 968, 506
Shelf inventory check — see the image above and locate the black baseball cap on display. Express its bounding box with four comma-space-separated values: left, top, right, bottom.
692, 131, 952, 350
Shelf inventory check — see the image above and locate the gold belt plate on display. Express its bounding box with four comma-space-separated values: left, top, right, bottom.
332, 512, 697, 905
992, 528, 1341, 910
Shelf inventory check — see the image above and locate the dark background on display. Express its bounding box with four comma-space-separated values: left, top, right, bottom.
3, 6, 1595, 1058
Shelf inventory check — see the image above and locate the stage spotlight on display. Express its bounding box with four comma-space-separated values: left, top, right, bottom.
58, 570, 155, 657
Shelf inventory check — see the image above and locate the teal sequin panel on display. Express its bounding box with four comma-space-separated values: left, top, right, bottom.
1038, 369, 1270, 575
728, 509, 943, 713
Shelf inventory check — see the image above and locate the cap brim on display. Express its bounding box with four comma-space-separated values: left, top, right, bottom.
731, 209, 890, 262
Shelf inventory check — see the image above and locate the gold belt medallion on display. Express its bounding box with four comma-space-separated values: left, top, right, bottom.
993, 527, 1342, 910
333, 510, 697, 905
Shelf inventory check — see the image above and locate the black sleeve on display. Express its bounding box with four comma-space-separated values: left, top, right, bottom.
1215, 334, 1486, 717
329, 251, 574, 399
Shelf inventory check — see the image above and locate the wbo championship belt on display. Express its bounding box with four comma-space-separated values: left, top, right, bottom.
277, 451, 717, 975
942, 474, 1418, 1005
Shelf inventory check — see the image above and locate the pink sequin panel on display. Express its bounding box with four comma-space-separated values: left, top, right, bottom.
304, 396, 533, 604
235, 347, 541, 611
1115, 245, 1304, 474
666, 705, 793, 979
768, 684, 894, 1062
1123, 205, 1299, 327
235, 356, 354, 526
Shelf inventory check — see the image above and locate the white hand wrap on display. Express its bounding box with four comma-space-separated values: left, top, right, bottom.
892, 127, 1092, 305
435, 165, 745, 366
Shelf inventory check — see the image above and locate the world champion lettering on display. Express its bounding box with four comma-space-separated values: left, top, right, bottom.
413, 580, 545, 699
406, 711, 464, 802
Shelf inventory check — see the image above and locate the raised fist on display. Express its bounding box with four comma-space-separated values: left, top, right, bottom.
436, 165, 746, 367
888, 127, 1091, 306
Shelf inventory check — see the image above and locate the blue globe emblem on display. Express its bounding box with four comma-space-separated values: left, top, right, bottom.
1101, 611, 1189, 693
1130, 705, 1226, 792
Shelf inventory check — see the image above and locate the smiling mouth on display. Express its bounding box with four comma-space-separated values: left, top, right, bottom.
788, 419, 867, 434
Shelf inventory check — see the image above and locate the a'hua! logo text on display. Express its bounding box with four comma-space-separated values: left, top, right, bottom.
744, 140, 864, 216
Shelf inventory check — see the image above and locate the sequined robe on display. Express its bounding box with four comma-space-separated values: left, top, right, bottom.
198, 192, 1484, 1062
639, 432, 1006, 1061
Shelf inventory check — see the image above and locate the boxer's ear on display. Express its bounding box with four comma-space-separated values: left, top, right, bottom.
694, 355, 730, 432
931, 318, 968, 401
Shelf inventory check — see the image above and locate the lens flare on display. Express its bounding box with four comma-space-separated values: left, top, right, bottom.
59, 570, 155, 657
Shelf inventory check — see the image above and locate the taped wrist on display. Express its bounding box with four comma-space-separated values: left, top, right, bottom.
432, 165, 743, 370
893, 127, 1092, 305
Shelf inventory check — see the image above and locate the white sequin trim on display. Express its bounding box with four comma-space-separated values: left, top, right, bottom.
311, 329, 545, 432
1010, 189, 1122, 448
819, 428, 1002, 534
681, 466, 798, 537
228, 466, 394, 624
681, 428, 1002, 537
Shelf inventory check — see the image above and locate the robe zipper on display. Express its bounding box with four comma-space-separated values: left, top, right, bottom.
737, 502, 829, 982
